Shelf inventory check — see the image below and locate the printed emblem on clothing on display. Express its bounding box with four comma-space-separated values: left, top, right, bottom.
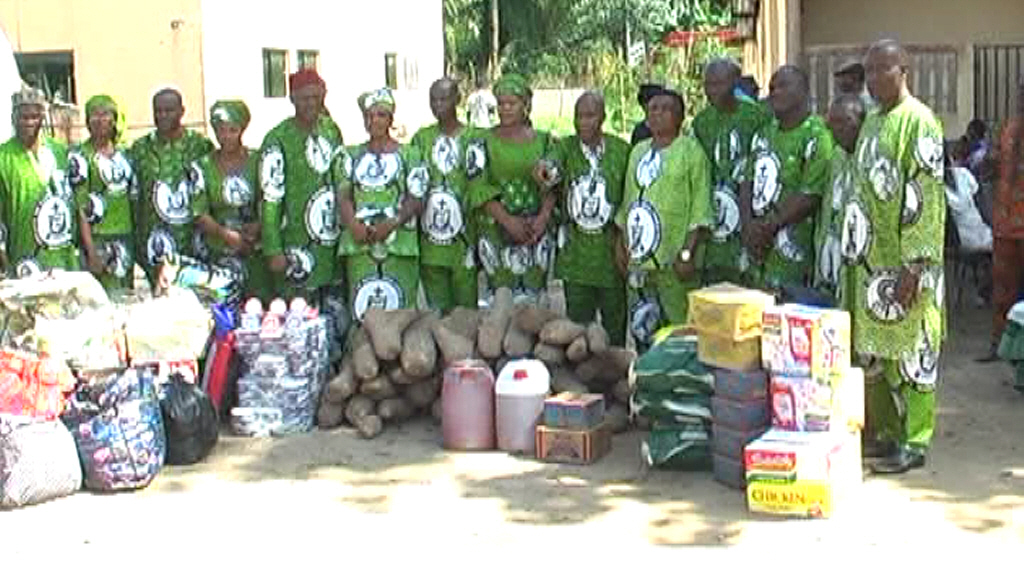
223, 175, 253, 207
534, 233, 554, 271
15, 258, 42, 279
869, 157, 899, 201
832, 169, 852, 212
432, 135, 460, 175
305, 187, 340, 245
284, 247, 315, 284
353, 275, 403, 322
465, 140, 486, 179
100, 240, 131, 279
774, 225, 805, 262
630, 298, 662, 345
85, 193, 106, 225
501, 244, 533, 275
33, 195, 74, 248
866, 270, 907, 322
840, 201, 872, 263
557, 224, 568, 250
67, 151, 88, 186
918, 266, 945, 310
804, 138, 818, 162
900, 330, 939, 391
818, 235, 841, 287
97, 151, 133, 193
193, 229, 210, 261
901, 181, 923, 226
568, 173, 611, 232
627, 269, 647, 290
635, 148, 662, 189
712, 185, 740, 241
422, 188, 463, 244
751, 153, 781, 216
146, 229, 178, 267
187, 162, 206, 195
152, 180, 192, 225
715, 129, 742, 168
217, 255, 247, 284
914, 136, 944, 179
625, 199, 661, 262
751, 133, 769, 154
477, 237, 499, 275
261, 146, 286, 203
354, 151, 400, 189
305, 134, 333, 175
0, 223, 6, 248
407, 166, 430, 199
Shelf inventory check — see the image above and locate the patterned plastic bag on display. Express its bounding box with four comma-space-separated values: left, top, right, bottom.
0, 416, 83, 509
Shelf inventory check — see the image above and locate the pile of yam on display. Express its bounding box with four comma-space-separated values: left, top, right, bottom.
317, 287, 636, 439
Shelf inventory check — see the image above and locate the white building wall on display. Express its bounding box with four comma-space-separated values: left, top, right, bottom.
200, 0, 443, 148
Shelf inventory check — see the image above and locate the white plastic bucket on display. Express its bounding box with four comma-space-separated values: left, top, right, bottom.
495, 359, 550, 454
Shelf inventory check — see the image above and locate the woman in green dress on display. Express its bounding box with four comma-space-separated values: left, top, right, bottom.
70, 95, 135, 290
191, 100, 271, 301
335, 88, 427, 322
468, 74, 557, 302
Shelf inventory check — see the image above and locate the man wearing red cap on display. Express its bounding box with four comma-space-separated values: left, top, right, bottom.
260, 69, 345, 303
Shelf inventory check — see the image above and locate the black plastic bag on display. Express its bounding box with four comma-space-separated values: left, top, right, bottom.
159, 375, 219, 465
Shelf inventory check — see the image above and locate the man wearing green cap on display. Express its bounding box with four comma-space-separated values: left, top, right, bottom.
191, 100, 271, 301
542, 91, 629, 345
128, 87, 214, 286
615, 87, 713, 348
70, 95, 136, 290
336, 87, 426, 322
411, 78, 480, 312
261, 69, 344, 301
0, 86, 79, 278
692, 58, 772, 285
468, 74, 557, 302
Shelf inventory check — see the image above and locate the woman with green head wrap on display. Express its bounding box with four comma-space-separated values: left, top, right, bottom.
190, 99, 271, 300
467, 74, 558, 302
70, 94, 136, 291
334, 87, 428, 322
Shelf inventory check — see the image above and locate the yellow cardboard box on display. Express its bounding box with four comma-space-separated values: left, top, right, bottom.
761, 305, 850, 378
688, 283, 775, 340
697, 332, 761, 372
770, 368, 865, 432
744, 429, 862, 518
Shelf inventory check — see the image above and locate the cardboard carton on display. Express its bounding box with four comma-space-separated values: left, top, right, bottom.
744, 429, 862, 518
688, 283, 775, 340
761, 305, 850, 378
697, 332, 761, 372
770, 368, 864, 432
543, 392, 605, 430
536, 424, 612, 465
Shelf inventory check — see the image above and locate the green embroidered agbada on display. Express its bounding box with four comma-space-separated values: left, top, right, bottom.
0, 137, 79, 277
692, 99, 772, 284
745, 115, 834, 290
814, 146, 856, 300
260, 116, 344, 296
410, 123, 480, 312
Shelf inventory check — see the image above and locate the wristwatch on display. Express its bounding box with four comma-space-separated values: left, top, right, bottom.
678, 248, 692, 263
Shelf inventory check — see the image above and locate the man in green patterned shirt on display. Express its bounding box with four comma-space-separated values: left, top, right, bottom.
845, 41, 947, 474
128, 88, 214, 284
741, 65, 834, 293
692, 58, 772, 285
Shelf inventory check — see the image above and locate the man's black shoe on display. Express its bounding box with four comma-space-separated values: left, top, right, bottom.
870, 447, 926, 475
862, 439, 897, 459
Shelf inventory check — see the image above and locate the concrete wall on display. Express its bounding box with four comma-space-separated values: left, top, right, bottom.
200, 0, 444, 148
0, 0, 206, 142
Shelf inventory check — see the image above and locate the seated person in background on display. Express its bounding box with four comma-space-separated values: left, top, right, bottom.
630, 83, 663, 146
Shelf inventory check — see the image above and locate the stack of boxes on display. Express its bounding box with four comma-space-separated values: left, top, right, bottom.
745, 304, 864, 518
687, 283, 776, 488
536, 392, 611, 465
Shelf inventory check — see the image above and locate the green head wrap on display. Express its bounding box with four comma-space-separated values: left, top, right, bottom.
493, 74, 532, 100
210, 100, 251, 128
359, 88, 396, 114
85, 94, 127, 141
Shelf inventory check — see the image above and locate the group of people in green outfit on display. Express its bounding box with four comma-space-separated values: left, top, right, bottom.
0, 38, 943, 475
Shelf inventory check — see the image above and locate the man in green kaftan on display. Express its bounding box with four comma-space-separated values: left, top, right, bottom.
411, 78, 480, 312
544, 91, 629, 346
128, 88, 214, 284
71, 95, 136, 291
0, 87, 79, 278
692, 59, 772, 285
614, 87, 714, 348
261, 70, 345, 301
741, 66, 834, 293
815, 94, 866, 301
845, 41, 946, 474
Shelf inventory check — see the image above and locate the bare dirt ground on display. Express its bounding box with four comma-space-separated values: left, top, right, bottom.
2, 306, 1022, 569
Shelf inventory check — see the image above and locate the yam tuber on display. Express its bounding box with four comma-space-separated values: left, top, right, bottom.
513, 306, 559, 335
612, 377, 632, 404
502, 318, 535, 358
539, 319, 586, 346
351, 328, 379, 381
363, 309, 420, 362
602, 347, 637, 377
478, 287, 513, 359
432, 321, 474, 365
360, 374, 397, 401
317, 400, 346, 429
551, 368, 589, 394
387, 364, 417, 386
566, 335, 589, 363
377, 397, 415, 422
345, 395, 376, 425
355, 414, 384, 439
605, 402, 630, 434
574, 356, 605, 383
586, 323, 609, 356
401, 311, 439, 378
404, 376, 441, 409
431, 397, 443, 423
324, 362, 358, 403
445, 307, 481, 341
533, 342, 566, 366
